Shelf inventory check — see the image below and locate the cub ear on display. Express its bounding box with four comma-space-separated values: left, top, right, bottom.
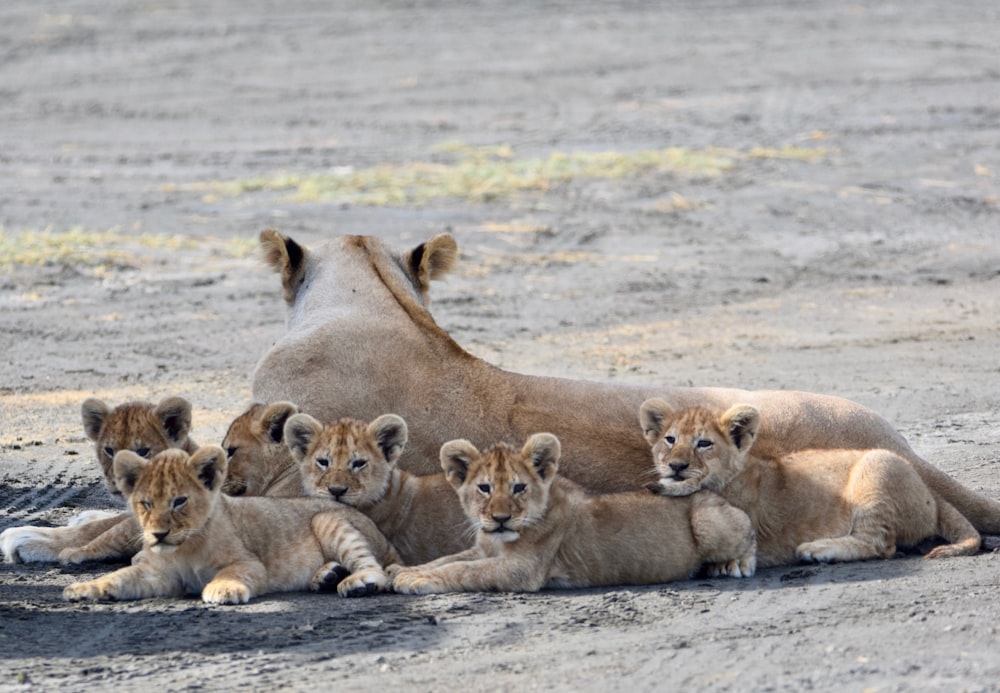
260, 228, 308, 304
639, 398, 673, 446
408, 233, 458, 302
112, 450, 149, 498
368, 414, 408, 464
523, 433, 561, 480
259, 402, 299, 444
189, 446, 228, 492
440, 439, 480, 490
154, 396, 193, 445
720, 404, 760, 452
284, 413, 323, 461
82, 398, 111, 441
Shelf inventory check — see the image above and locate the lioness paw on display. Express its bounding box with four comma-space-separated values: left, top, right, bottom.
202, 579, 252, 605
337, 568, 386, 598
706, 555, 756, 579
310, 561, 351, 592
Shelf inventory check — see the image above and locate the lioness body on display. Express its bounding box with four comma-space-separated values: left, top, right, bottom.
285, 413, 469, 565
390, 434, 756, 594
640, 401, 983, 567
63, 447, 399, 604
1, 396, 197, 565
251, 231, 1000, 536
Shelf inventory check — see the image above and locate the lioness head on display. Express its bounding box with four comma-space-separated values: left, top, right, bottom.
113, 446, 228, 554
221, 402, 299, 496
439, 433, 560, 544
82, 396, 196, 497
284, 413, 408, 509
639, 399, 760, 496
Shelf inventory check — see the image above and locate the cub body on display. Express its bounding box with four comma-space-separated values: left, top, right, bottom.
639, 400, 983, 567
285, 413, 469, 565
63, 446, 399, 604
1, 396, 197, 565
390, 433, 756, 594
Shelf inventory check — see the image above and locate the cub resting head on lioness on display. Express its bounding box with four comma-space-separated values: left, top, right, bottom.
1, 396, 199, 566
63, 445, 399, 604
389, 432, 756, 594
639, 399, 983, 568
285, 412, 470, 565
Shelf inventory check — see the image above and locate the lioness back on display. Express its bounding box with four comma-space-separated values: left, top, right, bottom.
390, 433, 756, 594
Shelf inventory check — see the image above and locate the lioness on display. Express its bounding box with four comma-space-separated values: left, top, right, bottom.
1, 396, 198, 565
389, 433, 756, 594
251, 231, 1000, 537
639, 399, 984, 567
63, 446, 399, 604
285, 412, 470, 565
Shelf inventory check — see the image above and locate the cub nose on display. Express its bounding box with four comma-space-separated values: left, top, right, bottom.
328, 486, 347, 499
491, 513, 511, 524
668, 461, 689, 473
152, 530, 169, 542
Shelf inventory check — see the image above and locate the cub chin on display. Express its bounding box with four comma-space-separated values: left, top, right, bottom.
63, 446, 399, 604
390, 432, 756, 595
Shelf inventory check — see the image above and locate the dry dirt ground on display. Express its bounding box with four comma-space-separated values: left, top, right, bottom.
1, 1, 999, 691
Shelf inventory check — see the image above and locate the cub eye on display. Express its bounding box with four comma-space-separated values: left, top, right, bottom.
695, 439, 714, 450
477, 483, 491, 495
103, 446, 115, 459
664, 436, 675, 446
350, 458, 367, 471
135, 447, 151, 459
172, 496, 187, 510
512, 483, 527, 495
139, 500, 152, 511
226, 446, 238, 459
315, 457, 331, 470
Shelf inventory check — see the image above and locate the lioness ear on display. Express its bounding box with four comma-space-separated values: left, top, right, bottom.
112, 450, 148, 498
524, 433, 561, 480
408, 233, 458, 301
189, 446, 228, 492
440, 439, 479, 489
260, 402, 299, 444
260, 228, 308, 304
368, 414, 408, 464
154, 396, 193, 445
284, 413, 323, 461
82, 398, 111, 441
721, 405, 760, 452
639, 398, 673, 446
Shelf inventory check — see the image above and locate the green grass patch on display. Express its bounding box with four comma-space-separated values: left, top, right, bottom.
175, 143, 824, 207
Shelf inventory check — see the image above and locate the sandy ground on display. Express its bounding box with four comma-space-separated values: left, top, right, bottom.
1, 1, 999, 691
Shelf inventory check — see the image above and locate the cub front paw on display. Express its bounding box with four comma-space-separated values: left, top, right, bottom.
202, 578, 252, 605
63, 581, 111, 602
337, 568, 386, 598
390, 569, 442, 595
58, 547, 91, 565
310, 561, 351, 592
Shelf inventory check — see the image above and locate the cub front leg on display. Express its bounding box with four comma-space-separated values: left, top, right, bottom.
311, 512, 396, 598
58, 515, 143, 565
690, 492, 757, 579
392, 555, 545, 594
202, 561, 267, 605
2, 514, 126, 564
63, 563, 181, 602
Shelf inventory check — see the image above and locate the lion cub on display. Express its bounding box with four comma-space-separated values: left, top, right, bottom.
63, 446, 399, 604
639, 399, 983, 567
1, 396, 198, 565
390, 433, 756, 594
285, 413, 469, 565
221, 401, 302, 497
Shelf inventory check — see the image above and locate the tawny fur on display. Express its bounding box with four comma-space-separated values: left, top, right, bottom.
250, 231, 1000, 536
639, 400, 984, 568
1, 396, 198, 565
285, 413, 470, 565
221, 401, 302, 497
389, 433, 756, 594
62, 446, 399, 604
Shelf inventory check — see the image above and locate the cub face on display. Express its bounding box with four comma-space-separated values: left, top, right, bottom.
284, 413, 407, 508
221, 402, 298, 496
639, 399, 760, 495
439, 433, 560, 544
113, 446, 228, 553
82, 397, 195, 497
